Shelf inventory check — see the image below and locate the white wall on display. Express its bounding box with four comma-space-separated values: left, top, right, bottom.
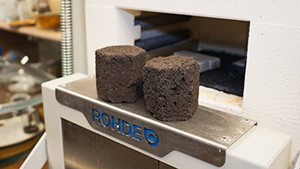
244, 22, 300, 161
72, 0, 87, 73
76, 0, 300, 163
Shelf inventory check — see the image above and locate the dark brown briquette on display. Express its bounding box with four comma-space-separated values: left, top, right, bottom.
143, 55, 200, 121
96, 45, 146, 103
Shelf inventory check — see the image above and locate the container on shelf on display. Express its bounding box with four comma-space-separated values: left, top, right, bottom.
0, 58, 52, 164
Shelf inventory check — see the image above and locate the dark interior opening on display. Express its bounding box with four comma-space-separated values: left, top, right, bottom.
134, 11, 249, 96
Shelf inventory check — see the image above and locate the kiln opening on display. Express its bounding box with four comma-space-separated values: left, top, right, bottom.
133, 11, 249, 97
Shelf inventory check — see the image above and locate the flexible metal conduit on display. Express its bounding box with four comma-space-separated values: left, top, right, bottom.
61, 0, 73, 76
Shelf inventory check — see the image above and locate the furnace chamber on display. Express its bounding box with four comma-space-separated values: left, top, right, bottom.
72, 0, 300, 164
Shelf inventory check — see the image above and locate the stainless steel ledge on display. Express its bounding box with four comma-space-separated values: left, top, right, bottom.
55, 76, 256, 167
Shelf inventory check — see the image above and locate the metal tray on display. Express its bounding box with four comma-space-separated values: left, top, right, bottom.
55, 76, 256, 167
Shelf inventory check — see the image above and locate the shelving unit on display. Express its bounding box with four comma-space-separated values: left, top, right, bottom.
0, 20, 61, 42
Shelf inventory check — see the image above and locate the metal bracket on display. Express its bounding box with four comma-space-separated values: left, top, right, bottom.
55, 76, 256, 167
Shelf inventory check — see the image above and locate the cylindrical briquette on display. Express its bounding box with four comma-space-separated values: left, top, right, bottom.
95, 45, 146, 103
143, 55, 200, 121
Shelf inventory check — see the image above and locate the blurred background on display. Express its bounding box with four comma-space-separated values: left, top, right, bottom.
0, 0, 60, 168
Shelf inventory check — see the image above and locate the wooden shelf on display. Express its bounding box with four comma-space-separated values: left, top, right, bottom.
0, 20, 61, 42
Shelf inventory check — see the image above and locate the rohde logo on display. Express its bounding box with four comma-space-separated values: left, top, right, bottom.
144, 128, 159, 147
92, 108, 160, 147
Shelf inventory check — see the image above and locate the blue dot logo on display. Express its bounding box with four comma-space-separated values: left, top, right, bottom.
144, 128, 160, 147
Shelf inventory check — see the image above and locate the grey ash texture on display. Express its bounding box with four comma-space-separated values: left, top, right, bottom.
143, 55, 200, 121
96, 45, 146, 103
